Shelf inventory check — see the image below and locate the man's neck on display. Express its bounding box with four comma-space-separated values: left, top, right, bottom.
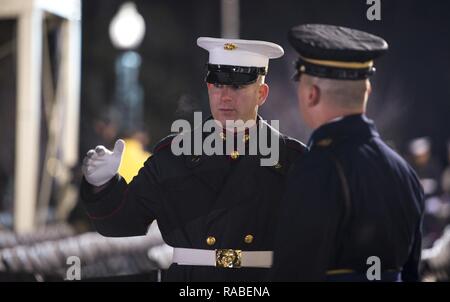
218, 118, 258, 134
314, 108, 365, 130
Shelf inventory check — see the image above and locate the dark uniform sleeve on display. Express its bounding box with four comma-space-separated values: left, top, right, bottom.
270, 154, 344, 281
401, 174, 425, 282
80, 152, 164, 237
401, 219, 423, 281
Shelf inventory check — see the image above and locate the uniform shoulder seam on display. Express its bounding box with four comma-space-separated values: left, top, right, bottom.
283, 135, 308, 153
153, 134, 177, 153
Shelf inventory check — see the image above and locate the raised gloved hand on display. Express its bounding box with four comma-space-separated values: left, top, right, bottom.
82, 139, 125, 187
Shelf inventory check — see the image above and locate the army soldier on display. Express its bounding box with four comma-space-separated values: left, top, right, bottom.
81, 37, 306, 281
271, 24, 424, 281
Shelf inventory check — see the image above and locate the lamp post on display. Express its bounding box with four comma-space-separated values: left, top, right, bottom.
109, 2, 145, 135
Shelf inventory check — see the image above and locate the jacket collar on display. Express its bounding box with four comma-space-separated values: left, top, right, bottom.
308, 114, 379, 149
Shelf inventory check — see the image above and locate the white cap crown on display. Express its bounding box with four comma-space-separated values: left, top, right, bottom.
197, 37, 284, 68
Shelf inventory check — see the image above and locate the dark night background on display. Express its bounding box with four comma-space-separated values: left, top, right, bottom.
1, 0, 450, 180
80, 0, 450, 159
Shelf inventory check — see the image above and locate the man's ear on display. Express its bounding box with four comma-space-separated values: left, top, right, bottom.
257, 83, 269, 106
308, 84, 321, 107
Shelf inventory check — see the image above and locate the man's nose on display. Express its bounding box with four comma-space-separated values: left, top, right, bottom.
220, 86, 233, 101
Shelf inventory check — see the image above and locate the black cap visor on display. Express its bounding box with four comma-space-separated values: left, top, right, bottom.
206, 71, 259, 85
205, 64, 266, 85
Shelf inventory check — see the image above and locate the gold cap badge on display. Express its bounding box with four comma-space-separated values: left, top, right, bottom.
224, 43, 237, 50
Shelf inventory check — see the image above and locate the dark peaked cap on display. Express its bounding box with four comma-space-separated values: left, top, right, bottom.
289, 24, 389, 80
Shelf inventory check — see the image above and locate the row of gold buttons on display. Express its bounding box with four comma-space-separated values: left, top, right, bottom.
206, 235, 254, 246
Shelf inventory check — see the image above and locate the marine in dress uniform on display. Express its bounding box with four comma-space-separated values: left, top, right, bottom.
271, 24, 424, 281
80, 37, 307, 281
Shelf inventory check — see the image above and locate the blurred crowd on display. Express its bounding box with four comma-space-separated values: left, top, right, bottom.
404, 137, 450, 248
403, 137, 450, 281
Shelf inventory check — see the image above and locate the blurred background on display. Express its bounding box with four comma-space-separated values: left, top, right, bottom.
0, 0, 449, 281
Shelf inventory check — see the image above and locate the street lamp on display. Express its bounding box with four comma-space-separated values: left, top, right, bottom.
109, 2, 146, 135
109, 2, 145, 50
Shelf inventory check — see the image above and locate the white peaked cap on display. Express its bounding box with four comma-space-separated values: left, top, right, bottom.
197, 37, 284, 68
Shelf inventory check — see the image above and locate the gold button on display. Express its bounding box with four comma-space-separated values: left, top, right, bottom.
230, 150, 239, 160
244, 234, 254, 244
219, 132, 226, 140
206, 236, 216, 246
274, 162, 282, 169
242, 134, 250, 142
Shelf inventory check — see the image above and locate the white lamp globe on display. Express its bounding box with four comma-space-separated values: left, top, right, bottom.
109, 2, 146, 50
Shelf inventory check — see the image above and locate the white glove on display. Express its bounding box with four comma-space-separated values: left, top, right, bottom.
82, 139, 125, 187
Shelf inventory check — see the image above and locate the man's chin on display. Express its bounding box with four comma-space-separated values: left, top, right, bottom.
215, 116, 237, 127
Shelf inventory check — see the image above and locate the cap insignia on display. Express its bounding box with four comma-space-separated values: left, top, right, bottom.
224, 43, 237, 50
